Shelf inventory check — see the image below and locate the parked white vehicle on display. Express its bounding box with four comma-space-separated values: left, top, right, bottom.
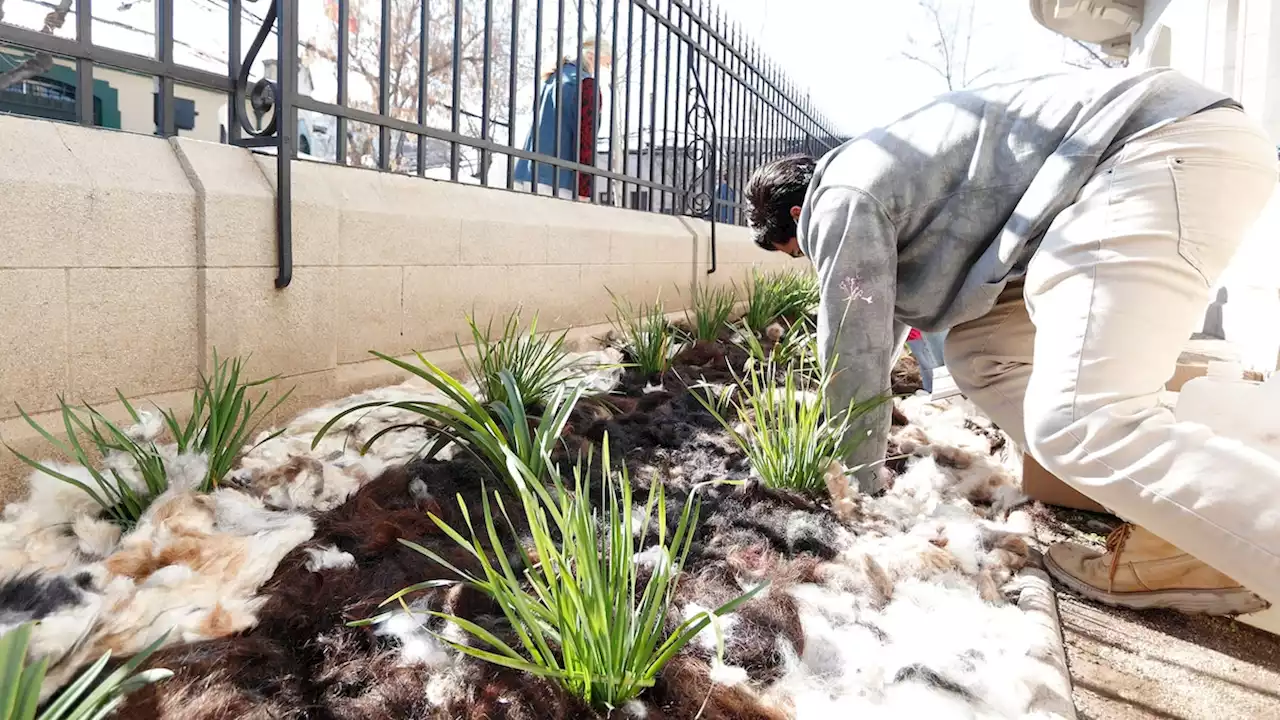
297, 112, 317, 158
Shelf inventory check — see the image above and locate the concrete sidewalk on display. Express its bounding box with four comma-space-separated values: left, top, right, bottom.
1031, 504, 1280, 720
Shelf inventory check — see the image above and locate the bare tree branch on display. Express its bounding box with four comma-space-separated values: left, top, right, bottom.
899, 0, 996, 92
965, 66, 997, 87
900, 51, 953, 87
0, 0, 75, 91
304, 0, 523, 169
1066, 38, 1126, 68
925, 1, 954, 90
0, 55, 54, 89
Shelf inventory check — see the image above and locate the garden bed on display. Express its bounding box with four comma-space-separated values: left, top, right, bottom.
0, 280, 1074, 719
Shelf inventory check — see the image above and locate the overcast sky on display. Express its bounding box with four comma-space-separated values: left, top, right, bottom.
723, 0, 1099, 134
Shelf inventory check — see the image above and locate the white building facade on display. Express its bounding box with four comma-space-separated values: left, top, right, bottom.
1033, 0, 1280, 371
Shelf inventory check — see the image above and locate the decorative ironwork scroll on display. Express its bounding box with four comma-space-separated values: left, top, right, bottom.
231, 0, 294, 289
684, 58, 717, 274
233, 2, 280, 143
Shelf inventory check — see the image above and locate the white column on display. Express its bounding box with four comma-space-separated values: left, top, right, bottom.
1170, 0, 1210, 81
1216, 0, 1280, 372
1130, 0, 1176, 67
1236, 0, 1280, 140
1203, 0, 1240, 95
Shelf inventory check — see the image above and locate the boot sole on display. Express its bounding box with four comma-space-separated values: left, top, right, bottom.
1044, 553, 1270, 616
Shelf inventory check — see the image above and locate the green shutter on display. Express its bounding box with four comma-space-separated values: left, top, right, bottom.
0, 50, 120, 129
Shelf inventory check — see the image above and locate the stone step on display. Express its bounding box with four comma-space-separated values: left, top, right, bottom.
928, 365, 963, 401
1238, 606, 1280, 636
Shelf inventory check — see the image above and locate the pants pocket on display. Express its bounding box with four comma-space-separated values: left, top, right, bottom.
1169, 154, 1278, 286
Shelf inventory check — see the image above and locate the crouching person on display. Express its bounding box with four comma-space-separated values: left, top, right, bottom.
744, 66, 1280, 616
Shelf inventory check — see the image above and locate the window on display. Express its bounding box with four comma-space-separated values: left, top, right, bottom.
0, 53, 118, 128
0, 76, 77, 123
152, 94, 198, 133
4, 77, 76, 102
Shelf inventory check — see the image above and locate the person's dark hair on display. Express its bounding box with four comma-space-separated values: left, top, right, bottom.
745, 154, 817, 251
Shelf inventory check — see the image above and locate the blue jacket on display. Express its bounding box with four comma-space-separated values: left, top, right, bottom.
515, 62, 596, 190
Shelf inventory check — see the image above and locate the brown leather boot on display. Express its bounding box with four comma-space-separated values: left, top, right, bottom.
1045, 523, 1270, 615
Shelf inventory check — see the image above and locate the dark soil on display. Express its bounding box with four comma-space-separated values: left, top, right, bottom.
116, 336, 883, 720
891, 353, 923, 395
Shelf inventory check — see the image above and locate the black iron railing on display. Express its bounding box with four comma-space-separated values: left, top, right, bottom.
0, 0, 845, 287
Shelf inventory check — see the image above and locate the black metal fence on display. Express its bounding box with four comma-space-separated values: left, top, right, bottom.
0, 0, 845, 287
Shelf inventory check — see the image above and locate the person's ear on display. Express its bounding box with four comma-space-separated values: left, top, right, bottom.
790, 206, 802, 222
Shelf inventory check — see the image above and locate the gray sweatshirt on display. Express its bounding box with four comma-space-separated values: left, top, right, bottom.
797, 67, 1238, 490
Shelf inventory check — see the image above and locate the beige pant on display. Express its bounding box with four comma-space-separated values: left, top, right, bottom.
946, 107, 1280, 604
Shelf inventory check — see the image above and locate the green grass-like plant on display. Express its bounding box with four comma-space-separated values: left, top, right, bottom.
741, 270, 819, 333
763, 269, 819, 323
161, 351, 292, 490
683, 284, 737, 343
609, 293, 681, 377
777, 270, 820, 321
8, 395, 169, 530
7, 352, 291, 529
354, 437, 765, 709
461, 310, 575, 409
741, 272, 782, 334
694, 355, 888, 492
731, 318, 819, 376
0, 622, 170, 720
312, 352, 580, 486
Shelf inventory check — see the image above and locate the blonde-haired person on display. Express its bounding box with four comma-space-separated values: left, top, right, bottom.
515, 40, 612, 201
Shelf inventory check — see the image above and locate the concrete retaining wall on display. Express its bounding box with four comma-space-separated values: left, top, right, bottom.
0, 113, 801, 503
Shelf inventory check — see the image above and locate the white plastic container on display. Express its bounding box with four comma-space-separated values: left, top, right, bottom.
1220, 185, 1280, 373
929, 365, 963, 401
1174, 361, 1280, 635
1177, 362, 1280, 457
